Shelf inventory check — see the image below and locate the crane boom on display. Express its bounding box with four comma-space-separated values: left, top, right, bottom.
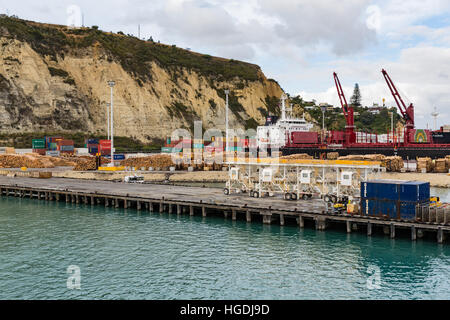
333, 72, 355, 144
381, 69, 414, 129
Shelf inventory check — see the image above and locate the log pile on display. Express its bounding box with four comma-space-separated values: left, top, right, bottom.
338, 154, 385, 161
445, 156, 450, 171
338, 154, 403, 172
121, 154, 174, 169
281, 153, 313, 160
383, 156, 404, 172
326, 152, 339, 160
434, 158, 447, 173
417, 157, 433, 172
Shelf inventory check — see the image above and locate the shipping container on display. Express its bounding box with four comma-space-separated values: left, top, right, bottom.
57, 139, 74, 146
86, 138, 99, 145
99, 140, 111, 147
361, 198, 425, 220
60, 145, 74, 151
32, 148, 46, 155
46, 150, 61, 157
32, 139, 46, 149
361, 180, 429, 202
360, 180, 430, 220
291, 132, 319, 144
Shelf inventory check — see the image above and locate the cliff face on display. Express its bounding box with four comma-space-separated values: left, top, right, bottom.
0, 17, 284, 143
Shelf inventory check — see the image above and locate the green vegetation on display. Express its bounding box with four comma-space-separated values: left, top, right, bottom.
165, 102, 200, 130
47, 67, 69, 78
0, 132, 163, 151
0, 16, 261, 83
245, 118, 259, 130
208, 99, 217, 110
264, 96, 281, 116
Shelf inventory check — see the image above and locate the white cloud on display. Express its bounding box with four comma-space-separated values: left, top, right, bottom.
298, 46, 450, 129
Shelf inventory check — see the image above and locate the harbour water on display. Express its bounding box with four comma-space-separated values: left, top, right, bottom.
0, 191, 449, 300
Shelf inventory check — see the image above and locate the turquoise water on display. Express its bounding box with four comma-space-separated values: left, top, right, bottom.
0, 196, 449, 300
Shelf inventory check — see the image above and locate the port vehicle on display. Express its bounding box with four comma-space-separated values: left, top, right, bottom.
124, 175, 144, 183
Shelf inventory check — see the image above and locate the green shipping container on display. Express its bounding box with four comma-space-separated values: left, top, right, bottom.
32, 139, 46, 149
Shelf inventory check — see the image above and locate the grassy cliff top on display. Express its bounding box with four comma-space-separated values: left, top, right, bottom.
0, 16, 261, 82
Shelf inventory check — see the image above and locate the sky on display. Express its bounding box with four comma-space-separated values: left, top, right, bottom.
1, 0, 450, 129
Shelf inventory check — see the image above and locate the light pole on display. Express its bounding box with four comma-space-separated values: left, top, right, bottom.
388, 111, 393, 143
320, 106, 326, 141
224, 89, 230, 154
108, 80, 115, 166
106, 102, 110, 141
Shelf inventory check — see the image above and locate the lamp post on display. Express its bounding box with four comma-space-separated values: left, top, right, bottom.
106, 103, 110, 141
108, 80, 115, 166
320, 106, 326, 141
224, 89, 230, 154
388, 111, 393, 143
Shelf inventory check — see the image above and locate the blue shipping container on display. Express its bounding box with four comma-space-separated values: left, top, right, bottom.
60, 145, 74, 151
361, 180, 430, 202
361, 198, 427, 220
87, 139, 99, 145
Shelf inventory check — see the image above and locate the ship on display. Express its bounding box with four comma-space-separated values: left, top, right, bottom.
277, 69, 450, 159
257, 94, 314, 151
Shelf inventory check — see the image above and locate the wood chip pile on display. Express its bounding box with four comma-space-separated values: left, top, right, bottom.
121, 155, 174, 169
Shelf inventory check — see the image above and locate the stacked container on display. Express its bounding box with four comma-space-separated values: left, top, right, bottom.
161, 139, 183, 153
99, 140, 111, 156
57, 140, 75, 155
32, 138, 46, 155
360, 180, 430, 220
45, 136, 63, 150
85, 138, 99, 155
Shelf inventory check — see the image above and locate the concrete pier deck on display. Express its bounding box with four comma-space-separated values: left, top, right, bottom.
0, 176, 448, 243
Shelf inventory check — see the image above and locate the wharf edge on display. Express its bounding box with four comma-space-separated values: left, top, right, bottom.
0, 176, 448, 244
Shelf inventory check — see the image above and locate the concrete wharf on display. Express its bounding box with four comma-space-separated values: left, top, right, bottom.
0, 176, 448, 243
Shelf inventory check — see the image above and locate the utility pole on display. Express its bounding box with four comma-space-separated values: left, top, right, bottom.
138, 24, 140, 39
108, 80, 116, 166
225, 89, 230, 154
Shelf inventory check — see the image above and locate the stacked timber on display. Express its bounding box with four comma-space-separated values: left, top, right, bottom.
338, 154, 402, 172
445, 156, 450, 171
121, 154, 174, 170
434, 158, 447, 173
281, 153, 313, 160
326, 152, 339, 160
338, 154, 385, 161
417, 157, 433, 172
383, 156, 404, 172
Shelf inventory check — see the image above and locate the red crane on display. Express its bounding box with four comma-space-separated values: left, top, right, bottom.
333, 72, 356, 144
381, 69, 415, 130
